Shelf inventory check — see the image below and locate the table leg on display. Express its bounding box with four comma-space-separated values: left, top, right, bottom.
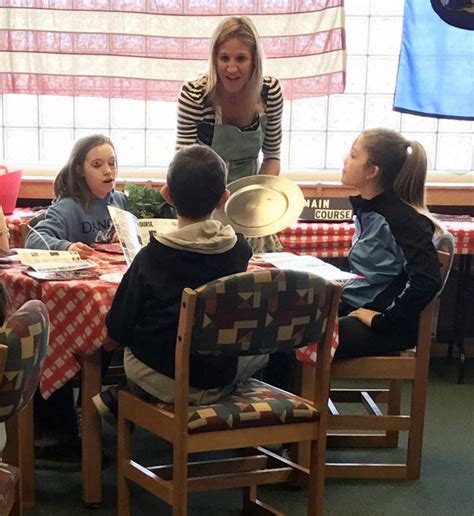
447, 257, 464, 362
454, 255, 471, 384
81, 351, 102, 506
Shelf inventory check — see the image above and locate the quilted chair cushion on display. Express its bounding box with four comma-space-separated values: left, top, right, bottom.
157, 378, 319, 434
0, 462, 19, 511
191, 269, 331, 356
0, 300, 49, 422
0, 283, 10, 327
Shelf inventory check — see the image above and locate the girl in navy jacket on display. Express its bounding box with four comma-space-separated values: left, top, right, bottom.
336, 128, 442, 359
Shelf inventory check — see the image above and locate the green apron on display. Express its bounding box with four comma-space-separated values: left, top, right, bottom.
210, 115, 282, 253
210, 115, 267, 184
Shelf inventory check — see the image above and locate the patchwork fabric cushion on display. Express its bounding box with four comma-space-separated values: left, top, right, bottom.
157, 378, 319, 434
191, 269, 331, 357
0, 300, 49, 422
0, 462, 19, 511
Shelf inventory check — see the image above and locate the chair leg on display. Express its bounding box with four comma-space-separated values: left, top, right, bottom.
4, 400, 34, 509
405, 382, 429, 479
307, 437, 325, 516
295, 363, 314, 471
243, 486, 284, 515
117, 412, 131, 516
385, 379, 402, 448
172, 440, 188, 516
10, 477, 22, 516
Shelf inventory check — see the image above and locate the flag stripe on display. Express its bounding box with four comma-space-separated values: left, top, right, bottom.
0, 72, 345, 101
0, 29, 344, 59
0, 0, 342, 16
1, 7, 343, 38
0, 49, 345, 81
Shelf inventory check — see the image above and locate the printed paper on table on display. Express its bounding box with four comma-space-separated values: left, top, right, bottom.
251, 252, 361, 283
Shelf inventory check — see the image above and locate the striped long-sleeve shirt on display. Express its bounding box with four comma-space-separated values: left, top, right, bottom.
176, 75, 283, 162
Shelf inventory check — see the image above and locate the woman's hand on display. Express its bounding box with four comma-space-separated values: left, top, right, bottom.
68, 242, 94, 258
348, 308, 380, 328
260, 158, 280, 176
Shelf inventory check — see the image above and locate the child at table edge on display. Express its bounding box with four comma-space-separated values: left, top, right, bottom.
102, 144, 267, 409
335, 128, 442, 359
27, 134, 126, 464
24, 134, 127, 256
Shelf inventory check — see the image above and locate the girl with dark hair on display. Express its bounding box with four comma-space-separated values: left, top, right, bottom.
25, 135, 126, 468
25, 134, 127, 256
336, 128, 442, 359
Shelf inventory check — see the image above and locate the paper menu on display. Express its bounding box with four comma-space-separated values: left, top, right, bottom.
251, 252, 361, 283
16, 249, 95, 272
108, 206, 178, 266
107, 206, 141, 266
137, 218, 178, 246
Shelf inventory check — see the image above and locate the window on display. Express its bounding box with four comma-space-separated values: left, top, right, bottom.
1, 0, 472, 178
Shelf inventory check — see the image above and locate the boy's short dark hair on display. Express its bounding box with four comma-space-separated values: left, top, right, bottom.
167, 145, 227, 219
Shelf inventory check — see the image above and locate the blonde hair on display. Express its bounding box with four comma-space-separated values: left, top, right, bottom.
361, 128, 442, 234
205, 16, 264, 111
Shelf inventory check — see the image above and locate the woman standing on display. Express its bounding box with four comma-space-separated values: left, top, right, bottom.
176, 16, 283, 184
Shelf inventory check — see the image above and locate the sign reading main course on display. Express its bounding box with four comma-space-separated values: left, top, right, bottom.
299, 197, 353, 222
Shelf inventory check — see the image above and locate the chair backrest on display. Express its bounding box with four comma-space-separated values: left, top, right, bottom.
19, 210, 46, 248
433, 231, 454, 293
186, 269, 339, 357
435, 249, 452, 296
0, 282, 11, 326
0, 300, 49, 422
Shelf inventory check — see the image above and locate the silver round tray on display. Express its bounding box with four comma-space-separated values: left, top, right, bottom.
215, 175, 305, 237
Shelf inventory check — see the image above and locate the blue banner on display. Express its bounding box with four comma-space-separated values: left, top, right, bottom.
393, 0, 474, 120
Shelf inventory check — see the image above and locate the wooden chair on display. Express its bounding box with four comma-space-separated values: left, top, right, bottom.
431, 232, 454, 337
300, 249, 452, 481
18, 211, 46, 248
117, 269, 341, 516
0, 300, 49, 513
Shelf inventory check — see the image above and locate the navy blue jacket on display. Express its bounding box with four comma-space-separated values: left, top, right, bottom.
105, 234, 252, 389
342, 191, 442, 335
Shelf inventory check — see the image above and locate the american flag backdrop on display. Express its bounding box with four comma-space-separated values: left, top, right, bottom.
0, 0, 346, 101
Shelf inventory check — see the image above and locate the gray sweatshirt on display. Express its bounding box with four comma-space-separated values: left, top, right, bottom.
24, 191, 127, 250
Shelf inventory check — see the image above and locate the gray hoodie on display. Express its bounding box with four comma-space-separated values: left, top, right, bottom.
24, 191, 127, 250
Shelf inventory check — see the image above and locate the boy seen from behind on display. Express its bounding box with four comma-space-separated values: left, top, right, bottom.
98, 145, 267, 418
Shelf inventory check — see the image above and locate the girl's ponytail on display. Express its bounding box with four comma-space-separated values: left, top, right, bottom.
362, 129, 442, 235
393, 141, 427, 210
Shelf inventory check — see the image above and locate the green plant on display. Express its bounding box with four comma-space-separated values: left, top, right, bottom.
124, 182, 176, 219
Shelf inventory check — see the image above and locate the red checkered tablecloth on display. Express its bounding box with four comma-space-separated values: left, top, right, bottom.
0, 254, 126, 398
277, 218, 474, 258
439, 219, 474, 255
277, 221, 354, 259
295, 319, 339, 365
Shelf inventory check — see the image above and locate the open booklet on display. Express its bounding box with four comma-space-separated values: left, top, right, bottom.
16, 249, 96, 272
108, 206, 178, 266
250, 252, 361, 283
